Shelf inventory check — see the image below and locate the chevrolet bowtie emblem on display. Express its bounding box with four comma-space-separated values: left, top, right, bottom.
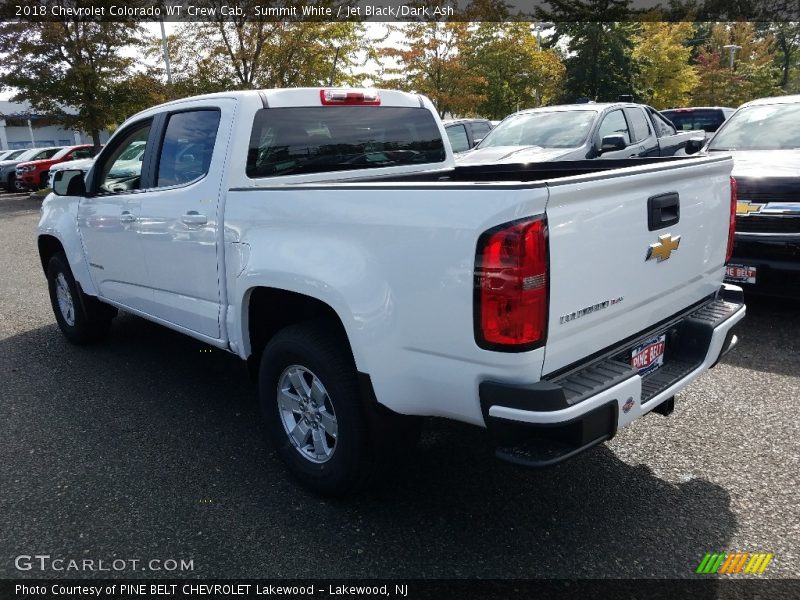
646, 234, 681, 262
736, 201, 763, 215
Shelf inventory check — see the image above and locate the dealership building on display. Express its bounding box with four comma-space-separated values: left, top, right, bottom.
0, 100, 110, 150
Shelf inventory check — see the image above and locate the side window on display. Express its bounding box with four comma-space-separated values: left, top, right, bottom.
471, 122, 491, 139
156, 110, 221, 188
651, 111, 677, 136
446, 124, 470, 153
597, 110, 631, 145
96, 121, 152, 194
33, 149, 61, 160
627, 108, 652, 142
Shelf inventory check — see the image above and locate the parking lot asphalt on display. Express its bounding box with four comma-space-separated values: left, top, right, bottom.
0, 191, 798, 580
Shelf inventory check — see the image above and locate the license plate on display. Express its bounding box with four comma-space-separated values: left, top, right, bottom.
725, 264, 757, 285
631, 334, 666, 376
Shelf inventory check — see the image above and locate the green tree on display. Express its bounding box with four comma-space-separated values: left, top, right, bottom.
766, 23, 800, 90
692, 22, 781, 106
151, 1, 367, 95
0, 20, 145, 149
631, 22, 699, 109
464, 22, 565, 118
537, 0, 638, 101
380, 22, 486, 117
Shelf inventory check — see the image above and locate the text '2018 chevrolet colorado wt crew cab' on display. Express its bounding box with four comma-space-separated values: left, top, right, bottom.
39, 88, 744, 495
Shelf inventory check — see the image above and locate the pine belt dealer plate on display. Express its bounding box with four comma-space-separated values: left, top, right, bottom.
631, 334, 666, 376
725, 264, 757, 285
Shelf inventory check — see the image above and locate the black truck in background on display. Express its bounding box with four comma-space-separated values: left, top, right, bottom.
456, 102, 705, 165
706, 94, 800, 299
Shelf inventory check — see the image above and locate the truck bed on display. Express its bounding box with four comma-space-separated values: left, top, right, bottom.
338, 156, 695, 184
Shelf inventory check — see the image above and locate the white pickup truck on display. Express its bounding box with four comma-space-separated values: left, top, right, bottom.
40, 88, 745, 495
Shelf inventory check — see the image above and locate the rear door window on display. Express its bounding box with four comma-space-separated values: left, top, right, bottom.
247, 106, 445, 178
627, 108, 652, 142
156, 110, 221, 188
651, 111, 677, 136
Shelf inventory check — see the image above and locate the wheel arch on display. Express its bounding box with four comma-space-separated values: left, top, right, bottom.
243, 286, 359, 380
37, 234, 65, 274
38, 192, 99, 297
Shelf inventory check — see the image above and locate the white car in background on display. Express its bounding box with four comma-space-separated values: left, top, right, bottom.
48, 157, 95, 189
0, 149, 29, 161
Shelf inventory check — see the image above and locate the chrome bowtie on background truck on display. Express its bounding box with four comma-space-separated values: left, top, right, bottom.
39, 87, 745, 495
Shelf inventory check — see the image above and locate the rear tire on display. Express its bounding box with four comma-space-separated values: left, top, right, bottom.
259, 322, 375, 496
46, 252, 116, 344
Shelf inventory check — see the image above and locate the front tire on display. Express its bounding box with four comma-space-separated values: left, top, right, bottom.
46, 252, 116, 344
259, 322, 374, 496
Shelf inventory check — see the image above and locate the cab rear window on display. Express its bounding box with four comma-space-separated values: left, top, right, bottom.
246, 106, 446, 178
661, 109, 725, 133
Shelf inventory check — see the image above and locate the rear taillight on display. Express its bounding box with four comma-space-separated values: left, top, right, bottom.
727, 176, 737, 264
475, 217, 549, 351
320, 89, 380, 106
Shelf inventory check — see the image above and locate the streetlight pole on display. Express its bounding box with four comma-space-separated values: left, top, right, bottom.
160, 19, 173, 87
722, 44, 742, 69
532, 21, 554, 47
328, 46, 340, 87
530, 22, 554, 107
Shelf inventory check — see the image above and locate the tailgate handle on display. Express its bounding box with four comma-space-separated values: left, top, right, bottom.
648, 192, 680, 231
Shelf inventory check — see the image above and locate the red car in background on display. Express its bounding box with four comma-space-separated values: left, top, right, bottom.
15, 144, 97, 190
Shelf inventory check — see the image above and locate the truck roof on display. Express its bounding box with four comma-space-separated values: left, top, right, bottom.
662, 106, 734, 111
128, 88, 426, 121
513, 102, 648, 115
740, 94, 800, 108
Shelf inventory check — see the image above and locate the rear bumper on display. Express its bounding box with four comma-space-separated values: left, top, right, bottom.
480, 285, 746, 467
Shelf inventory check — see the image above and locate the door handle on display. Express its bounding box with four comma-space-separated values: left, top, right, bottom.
119, 211, 137, 224
181, 211, 207, 226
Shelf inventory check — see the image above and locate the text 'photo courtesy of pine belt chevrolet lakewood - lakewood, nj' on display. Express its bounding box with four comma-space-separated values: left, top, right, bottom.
36, 86, 750, 496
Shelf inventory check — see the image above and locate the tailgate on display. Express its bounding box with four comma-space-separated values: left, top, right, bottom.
542, 155, 733, 375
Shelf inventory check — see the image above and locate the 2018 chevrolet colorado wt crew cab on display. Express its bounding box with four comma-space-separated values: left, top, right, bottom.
39, 88, 744, 495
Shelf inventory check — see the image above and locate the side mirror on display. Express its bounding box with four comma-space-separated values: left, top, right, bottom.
472, 137, 484, 147
600, 134, 627, 152
52, 169, 87, 197
684, 136, 705, 155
